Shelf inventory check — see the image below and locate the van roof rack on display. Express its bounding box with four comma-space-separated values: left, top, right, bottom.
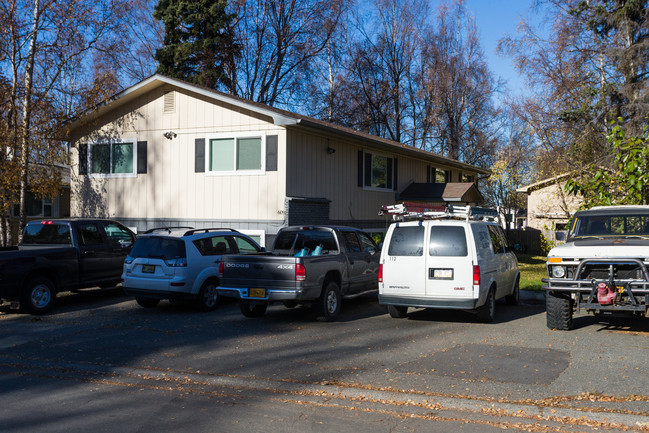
379, 204, 498, 222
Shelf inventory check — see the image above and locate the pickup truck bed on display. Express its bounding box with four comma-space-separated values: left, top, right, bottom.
218, 226, 380, 321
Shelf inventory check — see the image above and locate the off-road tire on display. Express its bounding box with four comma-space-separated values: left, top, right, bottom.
21, 277, 56, 315
476, 288, 496, 323
387, 305, 408, 319
313, 281, 341, 322
240, 299, 268, 317
506, 278, 520, 306
546, 291, 574, 330
136, 297, 159, 308
195, 279, 220, 312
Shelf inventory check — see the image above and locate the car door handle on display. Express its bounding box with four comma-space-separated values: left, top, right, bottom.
254, 264, 263, 269
349, 260, 354, 265
82, 250, 94, 255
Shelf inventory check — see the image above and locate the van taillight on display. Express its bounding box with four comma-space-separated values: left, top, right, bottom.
378, 264, 383, 283
473, 265, 480, 285
296, 264, 306, 281
218, 261, 224, 277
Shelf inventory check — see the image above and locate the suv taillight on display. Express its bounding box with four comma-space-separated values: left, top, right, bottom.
164, 257, 187, 267
473, 265, 480, 285
296, 263, 306, 281
218, 261, 224, 277
378, 264, 383, 283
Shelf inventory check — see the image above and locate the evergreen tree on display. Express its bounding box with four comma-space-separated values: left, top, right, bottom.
154, 0, 238, 89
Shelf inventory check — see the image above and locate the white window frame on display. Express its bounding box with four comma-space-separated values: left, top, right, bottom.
206, 132, 266, 176
363, 151, 394, 192
239, 229, 266, 248
87, 138, 138, 178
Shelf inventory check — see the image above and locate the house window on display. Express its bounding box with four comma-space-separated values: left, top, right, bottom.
12, 192, 55, 217
433, 168, 450, 183
461, 173, 475, 183
89, 139, 136, 177
364, 152, 394, 190
208, 134, 264, 174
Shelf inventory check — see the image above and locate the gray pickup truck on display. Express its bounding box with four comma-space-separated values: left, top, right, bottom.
218, 226, 380, 321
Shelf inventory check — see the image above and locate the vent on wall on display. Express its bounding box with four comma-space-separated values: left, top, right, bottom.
163, 91, 175, 113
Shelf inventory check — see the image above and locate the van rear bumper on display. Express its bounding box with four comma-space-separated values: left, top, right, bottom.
379, 294, 479, 310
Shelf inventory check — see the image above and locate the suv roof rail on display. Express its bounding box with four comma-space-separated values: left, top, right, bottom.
182, 228, 240, 236
379, 204, 498, 222
144, 226, 195, 234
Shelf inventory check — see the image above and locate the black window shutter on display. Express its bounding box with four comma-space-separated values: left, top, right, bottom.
195, 138, 205, 173
266, 135, 278, 171
427, 165, 431, 183
78, 143, 88, 175
137, 141, 147, 174
393, 158, 398, 190
386, 158, 393, 189
364, 153, 372, 187
357, 151, 363, 187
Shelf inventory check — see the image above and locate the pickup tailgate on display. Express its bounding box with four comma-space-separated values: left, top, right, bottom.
221, 255, 298, 290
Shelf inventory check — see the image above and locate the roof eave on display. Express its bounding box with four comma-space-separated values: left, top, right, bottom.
64, 75, 300, 137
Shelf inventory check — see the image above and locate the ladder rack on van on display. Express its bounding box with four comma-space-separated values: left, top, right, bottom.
379, 203, 499, 222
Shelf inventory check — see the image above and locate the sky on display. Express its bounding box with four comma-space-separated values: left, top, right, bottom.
463, 0, 540, 99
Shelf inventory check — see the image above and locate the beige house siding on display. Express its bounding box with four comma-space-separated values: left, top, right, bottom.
70, 86, 287, 231
517, 177, 583, 248
285, 128, 468, 224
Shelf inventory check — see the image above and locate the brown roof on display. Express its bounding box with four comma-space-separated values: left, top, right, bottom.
398, 182, 484, 203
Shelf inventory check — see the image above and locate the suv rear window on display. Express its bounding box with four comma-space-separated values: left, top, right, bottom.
274, 230, 338, 253
429, 226, 467, 256
23, 224, 72, 245
388, 226, 424, 256
130, 237, 186, 259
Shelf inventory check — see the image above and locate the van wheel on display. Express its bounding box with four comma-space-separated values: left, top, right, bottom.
240, 300, 268, 318
136, 297, 159, 308
506, 278, 520, 305
195, 280, 220, 311
314, 281, 341, 322
22, 277, 56, 315
387, 305, 408, 318
476, 288, 495, 323
546, 291, 573, 330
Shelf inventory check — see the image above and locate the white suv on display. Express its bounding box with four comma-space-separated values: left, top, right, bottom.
379, 206, 520, 322
122, 228, 263, 311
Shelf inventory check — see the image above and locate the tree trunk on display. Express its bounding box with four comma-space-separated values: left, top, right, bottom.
18, 0, 40, 243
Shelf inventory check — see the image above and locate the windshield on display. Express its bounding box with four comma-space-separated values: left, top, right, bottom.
129, 237, 186, 259
570, 213, 649, 239
22, 223, 72, 245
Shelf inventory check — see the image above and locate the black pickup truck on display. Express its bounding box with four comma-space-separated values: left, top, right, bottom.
0, 219, 136, 314
218, 226, 380, 321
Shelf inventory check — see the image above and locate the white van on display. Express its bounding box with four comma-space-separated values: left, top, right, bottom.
378, 208, 519, 322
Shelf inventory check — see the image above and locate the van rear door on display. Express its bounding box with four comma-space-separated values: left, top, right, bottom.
382, 224, 426, 297
424, 224, 474, 298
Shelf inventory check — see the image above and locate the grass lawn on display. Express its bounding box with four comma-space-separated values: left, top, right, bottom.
516, 254, 547, 291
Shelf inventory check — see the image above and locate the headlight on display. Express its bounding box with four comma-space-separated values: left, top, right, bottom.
551, 266, 566, 278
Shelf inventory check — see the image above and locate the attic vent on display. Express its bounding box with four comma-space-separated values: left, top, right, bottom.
163, 91, 175, 113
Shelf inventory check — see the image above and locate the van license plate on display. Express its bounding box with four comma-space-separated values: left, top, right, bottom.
142, 264, 155, 273
249, 288, 266, 298
431, 268, 453, 279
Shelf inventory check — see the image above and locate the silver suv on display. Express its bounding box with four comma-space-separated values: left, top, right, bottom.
122, 227, 263, 311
